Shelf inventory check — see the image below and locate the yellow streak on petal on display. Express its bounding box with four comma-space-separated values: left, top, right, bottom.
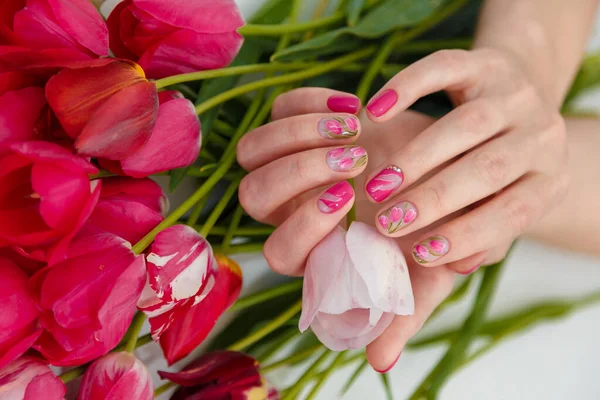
215, 254, 243, 278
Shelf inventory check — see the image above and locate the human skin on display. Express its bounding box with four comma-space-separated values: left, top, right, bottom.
237, 0, 600, 372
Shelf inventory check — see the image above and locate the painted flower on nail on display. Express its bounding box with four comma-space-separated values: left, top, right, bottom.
326, 146, 367, 171
379, 202, 417, 234
412, 236, 450, 264
317, 181, 353, 214
318, 116, 359, 139
366, 166, 404, 202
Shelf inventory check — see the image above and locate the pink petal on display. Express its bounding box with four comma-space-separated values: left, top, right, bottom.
378, 215, 389, 228
429, 240, 447, 254
325, 120, 342, 135
121, 96, 201, 177
0, 87, 46, 146
351, 147, 366, 157
390, 207, 403, 223
344, 117, 358, 131
75, 81, 158, 159
345, 222, 414, 315
0, 357, 65, 400
138, 29, 243, 78
132, 0, 244, 33
404, 208, 417, 223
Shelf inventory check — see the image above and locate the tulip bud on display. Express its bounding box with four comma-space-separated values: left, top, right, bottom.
77, 352, 153, 400
299, 222, 414, 351
30, 230, 146, 366
0, 258, 41, 369
138, 226, 242, 364
158, 351, 278, 400
0, 85, 46, 148
88, 177, 167, 243
0, 357, 65, 399
106, 0, 245, 78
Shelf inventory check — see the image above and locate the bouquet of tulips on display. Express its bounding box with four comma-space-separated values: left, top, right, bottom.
2, 0, 600, 399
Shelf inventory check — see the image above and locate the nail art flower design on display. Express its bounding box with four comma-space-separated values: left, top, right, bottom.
317, 181, 353, 214
366, 166, 404, 202
326, 146, 367, 172
318, 116, 359, 139
378, 202, 417, 234
412, 236, 450, 264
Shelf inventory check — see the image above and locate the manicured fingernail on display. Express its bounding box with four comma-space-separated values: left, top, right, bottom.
378, 201, 417, 234
327, 95, 360, 113
459, 263, 483, 275
367, 89, 397, 117
326, 146, 367, 172
366, 166, 403, 202
317, 116, 359, 139
374, 352, 401, 374
413, 236, 450, 264
317, 181, 354, 214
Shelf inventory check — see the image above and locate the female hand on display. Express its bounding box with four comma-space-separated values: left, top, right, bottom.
363, 48, 569, 272
237, 88, 456, 372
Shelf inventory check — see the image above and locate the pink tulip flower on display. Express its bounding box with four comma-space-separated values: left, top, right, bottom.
158, 351, 278, 400
30, 229, 146, 366
88, 177, 166, 244
0, 141, 100, 252
77, 352, 153, 400
138, 226, 242, 364
299, 222, 414, 351
0, 258, 41, 369
106, 0, 244, 79
0, 357, 65, 399
0, 0, 108, 74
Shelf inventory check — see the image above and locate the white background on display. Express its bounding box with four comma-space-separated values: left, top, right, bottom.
141, 1, 600, 399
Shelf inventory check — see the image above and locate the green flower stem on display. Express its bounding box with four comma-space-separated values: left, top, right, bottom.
131, 86, 264, 255
409, 258, 505, 399
198, 175, 243, 237
221, 204, 245, 251
59, 365, 87, 383
341, 358, 370, 394
194, 47, 377, 116
207, 132, 229, 149
194, 224, 274, 237
237, 11, 344, 37
186, 195, 209, 227
212, 119, 235, 137
199, 148, 217, 162
282, 349, 332, 400
356, 32, 399, 102
212, 242, 264, 255
261, 344, 323, 373
305, 351, 347, 400
229, 280, 303, 312
227, 299, 303, 352
154, 382, 176, 397
115, 333, 153, 352
276, 0, 303, 51
256, 328, 299, 363
124, 312, 147, 353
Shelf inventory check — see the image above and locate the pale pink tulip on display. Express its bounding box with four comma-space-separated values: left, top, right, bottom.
325, 120, 343, 135
0, 357, 65, 399
299, 222, 414, 350
390, 207, 403, 223
77, 352, 153, 400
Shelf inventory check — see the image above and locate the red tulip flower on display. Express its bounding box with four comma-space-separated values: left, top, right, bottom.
106, 0, 244, 79
137, 225, 242, 364
0, 357, 65, 399
45, 60, 201, 176
0, 258, 41, 369
0, 141, 100, 253
88, 177, 166, 244
159, 351, 279, 400
77, 352, 153, 400
0, 0, 108, 73
30, 229, 146, 366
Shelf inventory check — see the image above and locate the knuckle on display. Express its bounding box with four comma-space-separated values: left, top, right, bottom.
504, 199, 533, 236
473, 151, 507, 187
238, 176, 266, 222
262, 241, 288, 275
423, 181, 447, 211
456, 101, 495, 131
291, 153, 314, 181
433, 49, 469, 69
236, 136, 252, 168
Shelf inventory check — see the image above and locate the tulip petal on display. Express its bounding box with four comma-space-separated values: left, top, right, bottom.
299, 227, 347, 332
75, 81, 157, 159
132, 0, 244, 33
0, 87, 46, 145
106, 1, 141, 59
120, 96, 201, 177
138, 29, 243, 78
345, 222, 414, 315
45, 60, 147, 139
0, 71, 39, 96
0, 357, 65, 400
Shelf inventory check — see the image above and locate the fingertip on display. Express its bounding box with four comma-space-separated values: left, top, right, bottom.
366, 89, 398, 120
366, 343, 403, 373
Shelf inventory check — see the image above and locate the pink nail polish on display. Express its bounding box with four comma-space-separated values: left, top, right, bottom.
459, 263, 483, 275
327, 95, 360, 113
317, 181, 354, 214
326, 146, 367, 172
367, 89, 398, 117
374, 352, 401, 374
413, 236, 450, 264
366, 166, 403, 202
317, 116, 359, 139
378, 201, 417, 234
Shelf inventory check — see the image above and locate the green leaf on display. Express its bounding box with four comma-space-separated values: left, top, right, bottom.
250, 0, 294, 24
168, 39, 264, 191
379, 373, 394, 400
272, 0, 446, 61
346, 0, 366, 26
564, 51, 600, 109
340, 358, 369, 395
